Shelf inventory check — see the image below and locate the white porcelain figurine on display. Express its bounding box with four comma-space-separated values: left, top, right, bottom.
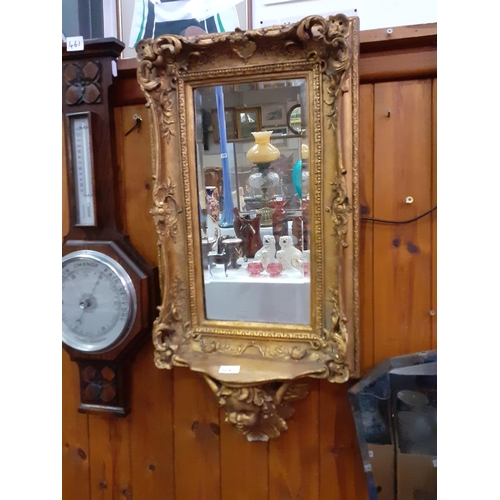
254, 235, 277, 269
278, 235, 302, 270
291, 249, 310, 275
276, 249, 286, 269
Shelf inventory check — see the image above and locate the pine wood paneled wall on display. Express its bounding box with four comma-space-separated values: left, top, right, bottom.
63, 25, 437, 500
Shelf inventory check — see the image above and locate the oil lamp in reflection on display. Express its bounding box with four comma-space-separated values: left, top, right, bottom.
246, 131, 280, 226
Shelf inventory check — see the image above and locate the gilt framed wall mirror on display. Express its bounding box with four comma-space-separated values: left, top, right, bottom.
137, 14, 360, 441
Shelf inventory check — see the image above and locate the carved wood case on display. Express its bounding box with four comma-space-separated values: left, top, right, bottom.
136, 15, 360, 440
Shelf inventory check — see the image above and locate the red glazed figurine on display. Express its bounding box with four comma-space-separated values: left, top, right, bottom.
270, 198, 288, 250
233, 208, 263, 260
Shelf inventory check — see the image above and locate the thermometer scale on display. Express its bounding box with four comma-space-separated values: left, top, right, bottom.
68, 112, 96, 226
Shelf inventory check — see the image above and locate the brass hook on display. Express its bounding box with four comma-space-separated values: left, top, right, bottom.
125, 114, 142, 136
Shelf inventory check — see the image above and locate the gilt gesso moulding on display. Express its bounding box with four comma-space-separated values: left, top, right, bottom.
136, 14, 360, 441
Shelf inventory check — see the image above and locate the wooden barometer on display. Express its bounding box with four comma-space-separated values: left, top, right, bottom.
62, 38, 158, 416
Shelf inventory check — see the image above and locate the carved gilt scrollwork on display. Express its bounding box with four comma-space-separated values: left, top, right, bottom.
205, 377, 309, 441
323, 288, 349, 383
137, 14, 359, 440
152, 273, 188, 370
327, 179, 352, 248
136, 15, 352, 83
150, 178, 182, 242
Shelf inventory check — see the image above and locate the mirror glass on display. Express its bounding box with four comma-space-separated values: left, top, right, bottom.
287, 104, 305, 135
194, 79, 310, 325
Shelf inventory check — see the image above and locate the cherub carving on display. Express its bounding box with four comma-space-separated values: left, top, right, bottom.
205, 376, 309, 441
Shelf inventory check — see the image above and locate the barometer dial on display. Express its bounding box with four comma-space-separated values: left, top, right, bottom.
62, 250, 137, 353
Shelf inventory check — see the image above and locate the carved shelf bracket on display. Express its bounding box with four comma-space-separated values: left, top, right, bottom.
205, 376, 309, 441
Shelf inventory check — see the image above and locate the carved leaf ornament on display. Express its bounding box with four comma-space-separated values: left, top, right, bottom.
137, 15, 358, 440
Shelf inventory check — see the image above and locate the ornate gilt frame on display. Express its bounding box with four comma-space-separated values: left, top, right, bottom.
136, 14, 360, 441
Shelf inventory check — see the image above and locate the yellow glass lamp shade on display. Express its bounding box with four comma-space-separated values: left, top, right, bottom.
301, 143, 309, 159
246, 131, 280, 164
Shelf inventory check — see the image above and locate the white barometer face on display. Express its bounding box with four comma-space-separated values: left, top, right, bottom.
62, 250, 137, 353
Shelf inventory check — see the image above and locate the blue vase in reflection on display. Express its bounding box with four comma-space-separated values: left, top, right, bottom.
292, 144, 309, 200
292, 159, 303, 199
215, 85, 234, 227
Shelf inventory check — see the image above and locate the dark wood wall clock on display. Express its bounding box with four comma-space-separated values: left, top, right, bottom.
62, 38, 159, 416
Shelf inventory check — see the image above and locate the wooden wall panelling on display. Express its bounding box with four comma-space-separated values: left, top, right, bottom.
173, 370, 221, 499
62, 351, 91, 500
359, 23, 436, 49
115, 105, 176, 498
268, 379, 320, 500
358, 83, 375, 374
111, 71, 149, 107
129, 344, 175, 499
359, 46, 437, 84
373, 79, 433, 364
318, 381, 368, 500
87, 415, 132, 499
219, 408, 269, 499
431, 78, 437, 350
114, 106, 157, 265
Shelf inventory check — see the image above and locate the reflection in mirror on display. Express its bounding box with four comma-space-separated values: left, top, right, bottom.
287, 104, 305, 135
194, 79, 310, 325
236, 107, 261, 139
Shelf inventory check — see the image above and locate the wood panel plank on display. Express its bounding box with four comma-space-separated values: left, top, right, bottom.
88, 416, 132, 500
220, 408, 269, 500
319, 381, 368, 500
373, 80, 433, 365
358, 83, 375, 375
360, 23, 436, 48
431, 79, 437, 350
129, 344, 175, 499
114, 106, 157, 265
173, 369, 221, 499
269, 380, 319, 500
112, 75, 150, 107
360, 46, 437, 84
62, 351, 91, 500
